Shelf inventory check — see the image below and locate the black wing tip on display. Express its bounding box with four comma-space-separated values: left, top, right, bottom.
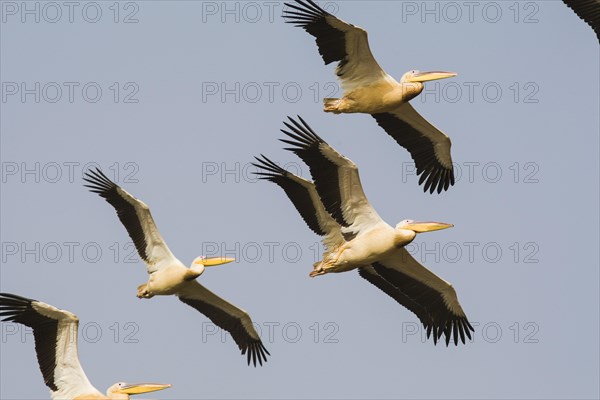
0, 293, 34, 322
0, 292, 34, 303
430, 318, 474, 347
419, 167, 455, 194
279, 115, 324, 151
282, 0, 329, 22
82, 166, 106, 181
251, 156, 297, 185
82, 167, 117, 193
244, 340, 270, 367
251, 155, 288, 178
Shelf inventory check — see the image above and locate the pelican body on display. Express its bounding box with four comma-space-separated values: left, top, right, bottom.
323, 71, 457, 115
137, 257, 226, 299
317, 219, 452, 276
253, 116, 473, 346
0, 293, 171, 400
83, 169, 270, 366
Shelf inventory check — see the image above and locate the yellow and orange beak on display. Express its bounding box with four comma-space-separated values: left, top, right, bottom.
408, 71, 457, 83
405, 221, 454, 233
193, 256, 236, 267
114, 383, 172, 395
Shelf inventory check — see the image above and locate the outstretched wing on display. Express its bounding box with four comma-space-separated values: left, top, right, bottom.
83, 168, 179, 273
366, 250, 474, 346
283, 0, 389, 91
562, 0, 600, 42
0, 293, 101, 399
252, 155, 345, 252
176, 281, 270, 367
358, 266, 435, 331
372, 103, 454, 194
280, 116, 383, 235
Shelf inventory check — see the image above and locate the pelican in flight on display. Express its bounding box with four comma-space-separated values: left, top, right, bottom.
83, 169, 269, 366
252, 116, 474, 345
562, 0, 600, 41
283, 0, 458, 193
0, 292, 171, 400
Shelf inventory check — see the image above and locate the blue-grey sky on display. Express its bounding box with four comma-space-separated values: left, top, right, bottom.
1, 1, 598, 399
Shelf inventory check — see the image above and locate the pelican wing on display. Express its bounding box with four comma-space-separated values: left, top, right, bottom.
280, 116, 383, 233
372, 103, 454, 194
252, 155, 344, 252
83, 168, 178, 273
0, 293, 101, 399
358, 266, 434, 330
371, 250, 474, 346
176, 281, 270, 367
283, 0, 388, 91
562, 0, 600, 41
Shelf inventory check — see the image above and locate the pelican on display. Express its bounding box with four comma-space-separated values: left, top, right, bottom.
283, 0, 457, 193
83, 169, 269, 366
562, 0, 600, 41
252, 116, 474, 345
0, 292, 171, 399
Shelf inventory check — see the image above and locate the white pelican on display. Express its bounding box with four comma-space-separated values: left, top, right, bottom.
562, 0, 600, 41
0, 292, 172, 400
283, 0, 458, 194
252, 116, 474, 345
83, 169, 269, 366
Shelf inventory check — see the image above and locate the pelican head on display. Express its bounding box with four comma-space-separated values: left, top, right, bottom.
399, 70, 457, 100
107, 382, 172, 399
186, 256, 236, 280
393, 220, 453, 248
401, 70, 458, 83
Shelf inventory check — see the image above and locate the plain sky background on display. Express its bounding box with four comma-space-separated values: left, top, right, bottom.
1, 1, 598, 399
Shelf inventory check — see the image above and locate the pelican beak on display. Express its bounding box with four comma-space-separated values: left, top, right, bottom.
409, 71, 457, 82
194, 257, 236, 266
115, 383, 172, 395
405, 221, 454, 233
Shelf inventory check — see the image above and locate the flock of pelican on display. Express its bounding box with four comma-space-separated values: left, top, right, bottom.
2, 0, 597, 398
